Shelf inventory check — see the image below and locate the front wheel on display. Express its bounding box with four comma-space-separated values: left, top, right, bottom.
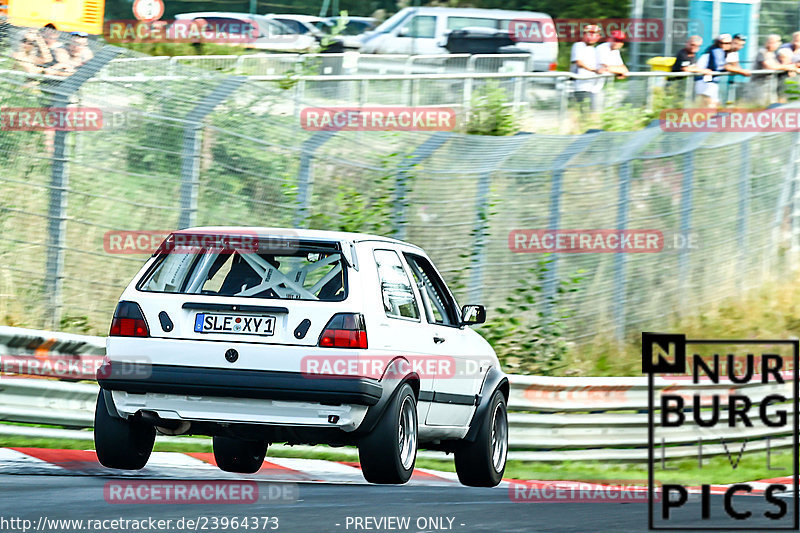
358, 383, 417, 484
94, 390, 155, 470
454, 389, 507, 487
213, 436, 268, 474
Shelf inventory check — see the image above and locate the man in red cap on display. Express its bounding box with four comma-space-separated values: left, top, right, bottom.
596, 30, 629, 79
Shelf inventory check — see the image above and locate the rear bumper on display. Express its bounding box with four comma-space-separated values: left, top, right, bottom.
97, 363, 383, 406
109, 390, 370, 431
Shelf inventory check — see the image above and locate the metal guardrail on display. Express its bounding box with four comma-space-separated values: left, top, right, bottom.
94, 53, 536, 78
0, 327, 793, 461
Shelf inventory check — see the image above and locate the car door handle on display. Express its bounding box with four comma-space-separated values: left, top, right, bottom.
433, 336, 445, 344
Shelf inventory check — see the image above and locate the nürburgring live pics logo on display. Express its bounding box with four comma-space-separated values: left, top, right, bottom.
643, 332, 799, 530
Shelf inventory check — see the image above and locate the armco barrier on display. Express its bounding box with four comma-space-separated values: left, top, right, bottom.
0, 327, 792, 461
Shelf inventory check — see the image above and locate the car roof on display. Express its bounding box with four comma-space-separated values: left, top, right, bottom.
176, 226, 423, 250
396, 6, 550, 18
175, 12, 266, 21
329, 16, 376, 22
270, 14, 326, 23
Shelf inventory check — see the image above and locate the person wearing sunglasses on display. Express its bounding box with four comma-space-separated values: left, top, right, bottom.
570, 24, 606, 112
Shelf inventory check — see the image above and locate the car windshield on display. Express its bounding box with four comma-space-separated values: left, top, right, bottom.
371, 9, 413, 35
138, 239, 347, 301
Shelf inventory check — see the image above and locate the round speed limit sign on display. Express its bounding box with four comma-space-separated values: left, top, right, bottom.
132, 0, 165, 22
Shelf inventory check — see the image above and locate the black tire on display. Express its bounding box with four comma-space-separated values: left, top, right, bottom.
94, 390, 155, 470
358, 383, 417, 484
454, 389, 507, 487
213, 436, 268, 474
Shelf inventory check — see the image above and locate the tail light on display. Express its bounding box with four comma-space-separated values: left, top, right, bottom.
109, 301, 150, 337
548, 62, 557, 71
318, 313, 367, 349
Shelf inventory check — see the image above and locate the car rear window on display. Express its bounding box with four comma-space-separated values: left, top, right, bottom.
137, 239, 347, 301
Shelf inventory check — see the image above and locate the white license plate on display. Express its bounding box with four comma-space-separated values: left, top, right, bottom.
194, 313, 275, 336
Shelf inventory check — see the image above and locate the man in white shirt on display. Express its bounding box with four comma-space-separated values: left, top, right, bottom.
570, 24, 605, 111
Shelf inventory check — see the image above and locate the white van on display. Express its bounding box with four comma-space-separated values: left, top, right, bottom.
359, 7, 557, 71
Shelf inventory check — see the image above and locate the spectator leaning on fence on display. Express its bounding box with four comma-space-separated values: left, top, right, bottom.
755, 34, 799, 103
66, 32, 93, 68
40, 27, 75, 76
725, 34, 751, 77
12, 30, 52, 74
694, 34, 732, 108
596, 30, 629, 80
755, 34, 796, 72
778, 31, 800, 65
671, 36, 712, 76
570, 24, 605, 112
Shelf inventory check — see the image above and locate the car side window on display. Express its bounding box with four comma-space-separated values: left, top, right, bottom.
400, 15, 436, 38
374, 249, 420, 320
447, 17, 499, 31
404, 253, 459, 326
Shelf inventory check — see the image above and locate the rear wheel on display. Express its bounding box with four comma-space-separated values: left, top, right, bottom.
94, 391, 155, 470
213, 436, 267, 474
454, 389, 507, 487
358, 384, 417, 484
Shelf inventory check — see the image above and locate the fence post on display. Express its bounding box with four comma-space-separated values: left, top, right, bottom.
294, 79, 305, 121
678, 151, 696, 294
45, 95, 71, 331
468, 135, 533, 305
468, 170, 492, 304
612, 163, 632, 342
644, 76, 655, 111
463, 76, 473, 118
784, 132, 800, 269
358, 78, 368, 107
737, 140, 751, 290
542, 134, 597, 313
178, 77, 246, 229
513, 76, 523, 114
393, 133, 452, 240
294, 131, 337, 228
558, 77, 570, 133
684, 75, 693, 107
43, 48, 121, 329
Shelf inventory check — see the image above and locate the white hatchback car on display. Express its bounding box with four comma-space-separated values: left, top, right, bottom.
95, 227, 508, 486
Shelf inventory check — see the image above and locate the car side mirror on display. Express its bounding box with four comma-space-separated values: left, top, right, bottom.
460, 304, 486, 326
398, 26, 410, 37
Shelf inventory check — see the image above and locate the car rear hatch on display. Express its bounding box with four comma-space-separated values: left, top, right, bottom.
127, 231, 354, 348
